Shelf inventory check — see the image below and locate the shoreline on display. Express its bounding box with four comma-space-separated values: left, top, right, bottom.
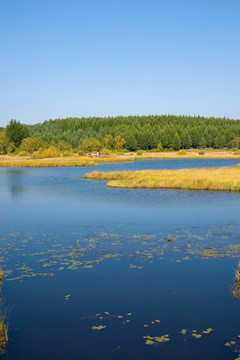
0, 150, 240, 167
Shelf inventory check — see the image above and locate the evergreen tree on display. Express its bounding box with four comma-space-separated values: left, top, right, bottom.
181, 131, 192, 149
6, 119, 29, 147
0, 131, 7, 154
124, 133, 138, 151
199, 136, 206, 148
172, 133, 181, 150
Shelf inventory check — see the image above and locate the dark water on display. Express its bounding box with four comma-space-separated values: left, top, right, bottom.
0, 159, 240, 360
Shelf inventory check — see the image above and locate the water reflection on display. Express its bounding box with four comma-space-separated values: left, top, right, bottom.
6, 170, 24, 199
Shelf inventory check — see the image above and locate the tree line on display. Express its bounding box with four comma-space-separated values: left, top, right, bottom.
1, 115, 240, 155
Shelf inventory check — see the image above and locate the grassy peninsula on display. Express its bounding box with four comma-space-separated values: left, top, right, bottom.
84, 166, 240, 192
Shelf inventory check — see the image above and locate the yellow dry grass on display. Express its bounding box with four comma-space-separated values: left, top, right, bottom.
1, 149, 239, 167
84, 166, 240, 191
135, 150, 240, 159
0, 155, 96, 167
95, 156, 135, 162
0, 155, 135, 167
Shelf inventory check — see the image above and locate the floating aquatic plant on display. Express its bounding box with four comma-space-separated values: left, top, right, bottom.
143, 334, 170, 345
91, 326, 106, 330
2, 225, 240, 282
224, 335, 240, 360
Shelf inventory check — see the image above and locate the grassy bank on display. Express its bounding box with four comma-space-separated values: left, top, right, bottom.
0, 155, 135, 167
84, 166, 240, 192
95, 156, 135, 163
1, 149, 240, 167
135, 150, 240, 159
0, 156, 97, 167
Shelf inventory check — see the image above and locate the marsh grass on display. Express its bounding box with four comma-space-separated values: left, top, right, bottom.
95, 156, 135, 163
0, 156, 96, 167
0, 307, 8, 352
0, 270, 8, 353
0, 155, 135, 167
0, 269, 3, 284
232, 263, 240, 300
84, 166, 240, 192
177, 150, 187, 155
135, 150, 240, 159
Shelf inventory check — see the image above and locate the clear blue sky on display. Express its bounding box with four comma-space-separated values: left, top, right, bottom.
0, 0, 239, 126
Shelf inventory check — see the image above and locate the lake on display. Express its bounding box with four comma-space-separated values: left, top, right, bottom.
0, 159, 240, 360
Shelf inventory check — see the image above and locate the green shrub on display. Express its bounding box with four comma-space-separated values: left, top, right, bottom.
148, 148, 158, 152
31, 146, 61, 159
18, 151, 29, 156
41, 146, 61, 158
19, 137, 47, 154
198, 150, 205, 155
101, 149, 111, 155
157, 143, 163, 152
137, 150, 143, 155
7, 142, 16, 154
31, 149, 43, 158
62, 150, 70, 157
177, 150, 187, 155
81, 138, 102, 152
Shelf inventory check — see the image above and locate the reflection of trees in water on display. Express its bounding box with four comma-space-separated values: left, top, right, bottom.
6, 170, 24, 199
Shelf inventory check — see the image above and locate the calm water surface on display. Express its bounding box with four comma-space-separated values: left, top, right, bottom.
0, 159, 240, 360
